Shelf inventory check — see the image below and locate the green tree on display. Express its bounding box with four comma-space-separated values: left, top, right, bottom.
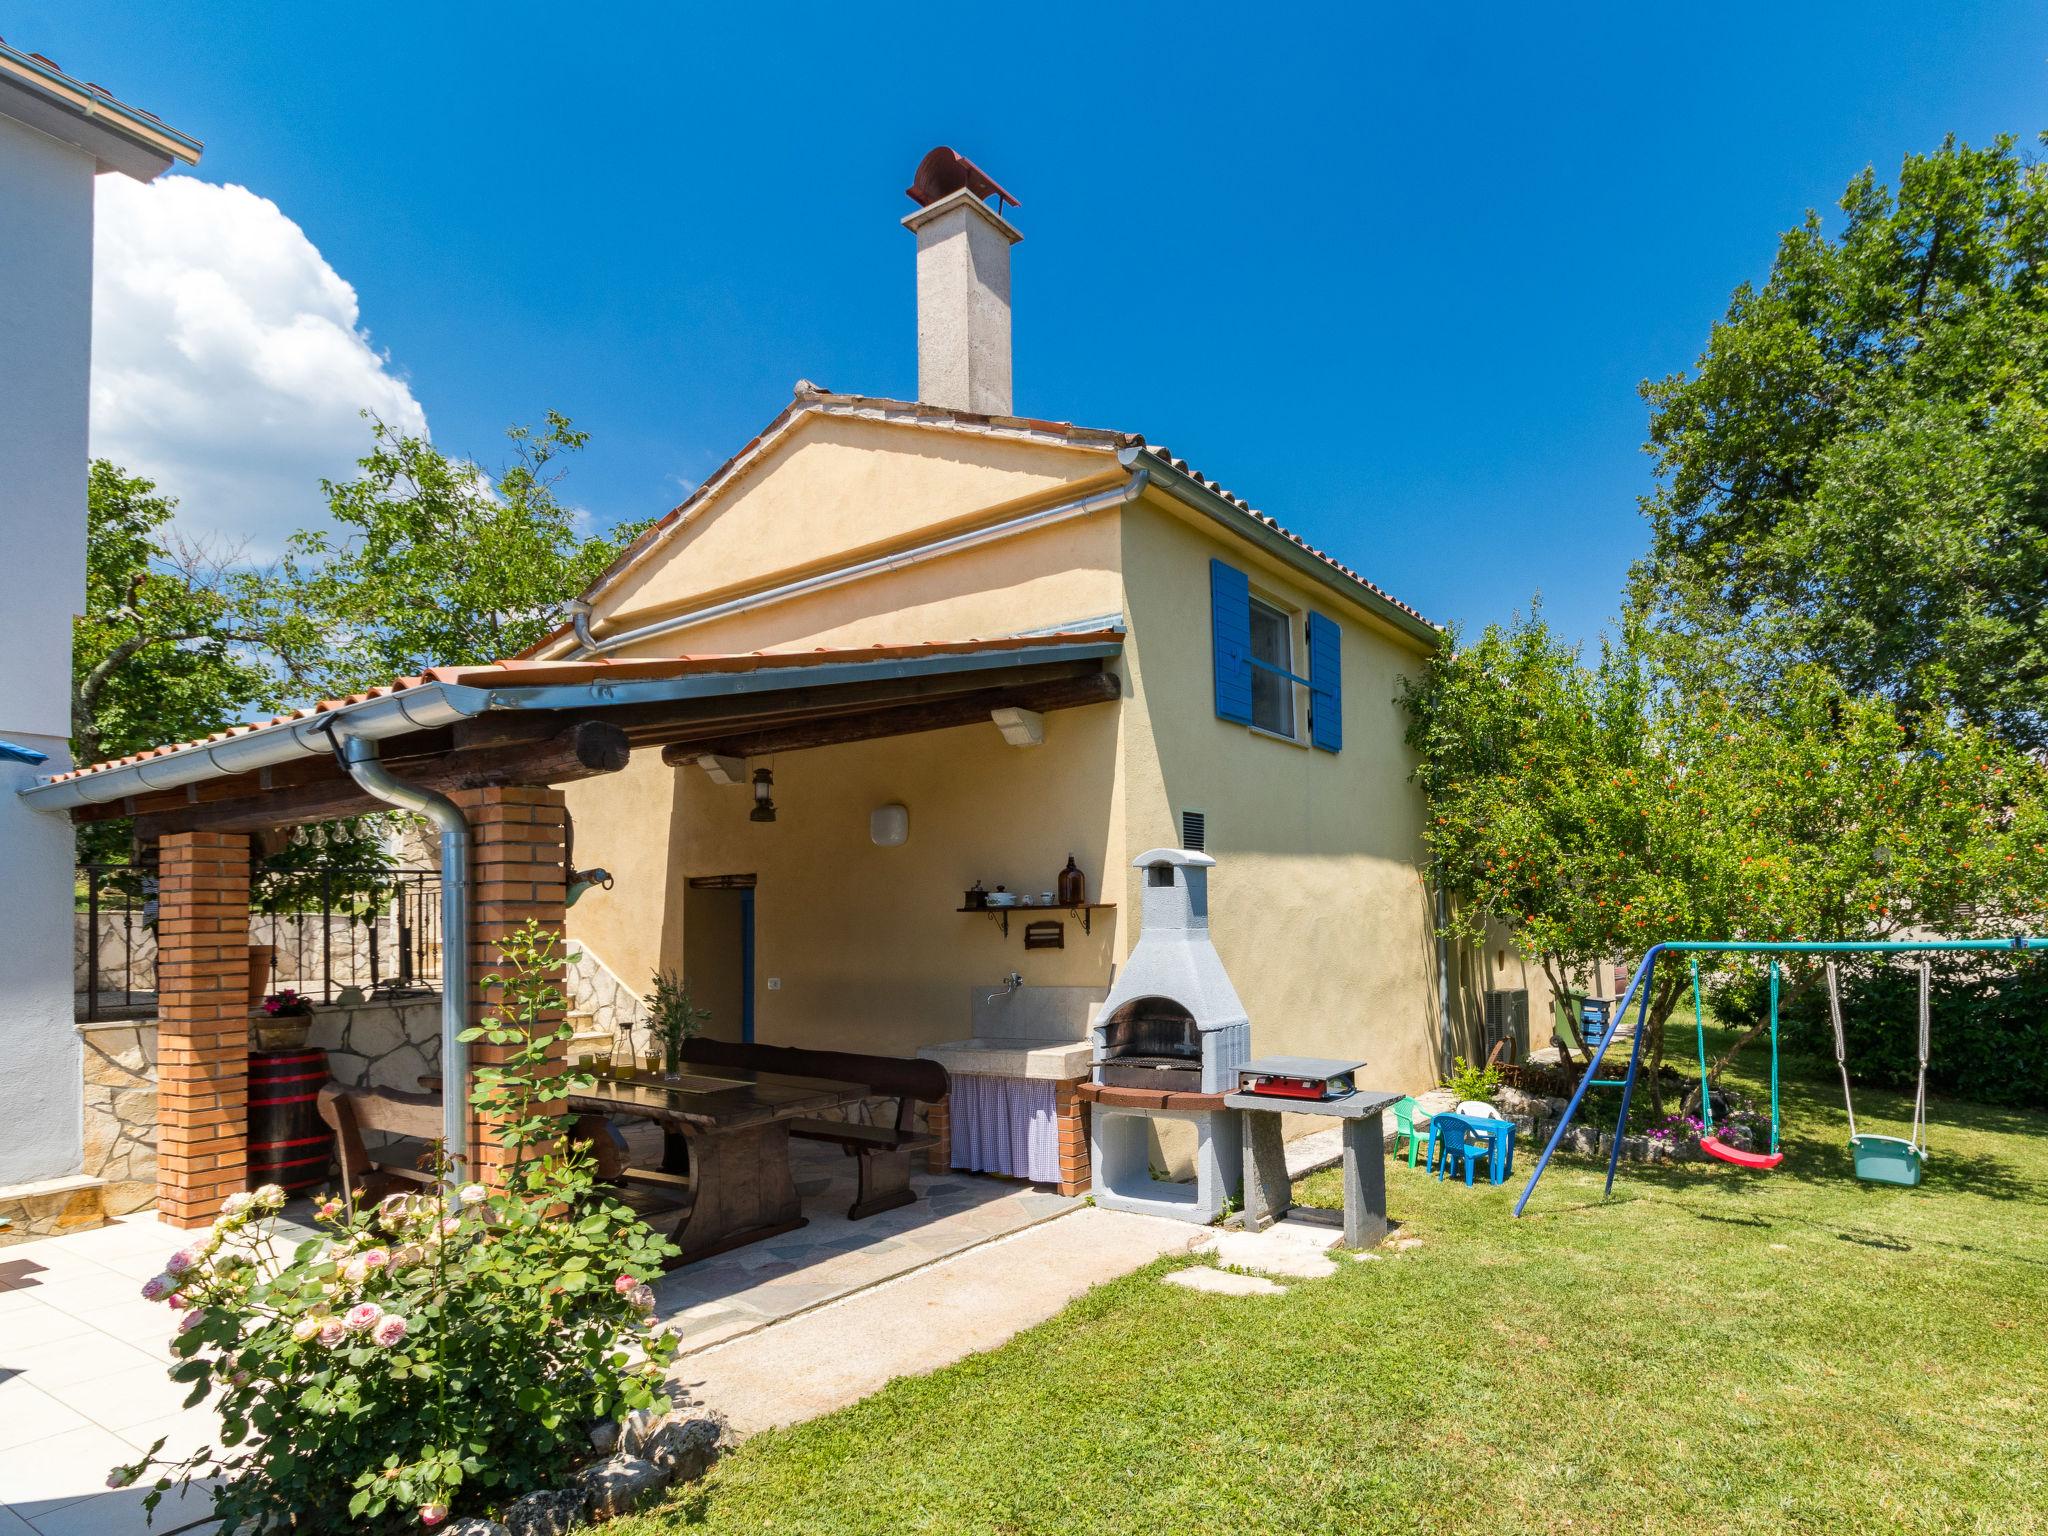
1633, 135, 2048, 749
73, 460, 280, 771
1402, 612, 2047, 1110
270, 412, 646, 697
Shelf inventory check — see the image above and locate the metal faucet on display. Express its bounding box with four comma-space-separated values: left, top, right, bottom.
984, 972, 1023, 1005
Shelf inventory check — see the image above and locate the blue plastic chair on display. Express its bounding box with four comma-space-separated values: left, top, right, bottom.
1430, 1112, 1491, 1186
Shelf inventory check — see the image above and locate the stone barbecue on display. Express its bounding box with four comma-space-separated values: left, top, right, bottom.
1089, 848, 1251, 1095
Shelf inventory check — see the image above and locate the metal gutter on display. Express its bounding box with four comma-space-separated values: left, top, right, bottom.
560, 472, 1150, 659
327, 730, 473, 1186
16, 638, 1126, 814
18, 685, 496, 813
1131, 450, 1442, 650
0, 41, 203, 162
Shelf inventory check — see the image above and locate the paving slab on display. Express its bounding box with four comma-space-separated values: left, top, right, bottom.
1163, 1267, 1285, 1296
674, 1207, 1194, 1436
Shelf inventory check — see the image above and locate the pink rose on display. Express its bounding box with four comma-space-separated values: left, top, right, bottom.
317, 1319, 348, 1348
420, 1505, 448, 1527
361, 1248, 391, 1271
316, 1198, 343, 1221
614, 1274, 637, 1296
372, 1314, 409, 1347
177, 1309, 206, 1334
291, 1316, 323, 1342
345, 1302, 383, 1333
164, 1247, 199, 1277
629, 1284, 656, 1312
343, 1257, 370, 1285
439, 1216, 461, 1237
140, 1273, 174, 1302
167, 1293, 190, 1311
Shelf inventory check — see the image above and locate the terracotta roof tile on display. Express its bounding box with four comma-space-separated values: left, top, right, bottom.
44, 631, 1124, 785
557, 388, 1437, 646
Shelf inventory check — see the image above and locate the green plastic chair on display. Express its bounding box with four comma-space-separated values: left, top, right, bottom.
1392, 1096, 1424, 1167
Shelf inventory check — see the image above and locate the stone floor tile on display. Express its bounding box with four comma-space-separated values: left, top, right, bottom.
26, 1475, 222, 1536
0, 1502, 36, 1533
0, 1298, 101, 1352
0, 1421, 139, 1513
80, 1302, 178, 1352
2, 1331, 161, 1393
66, 1362, 203, 1433
1163, 1267, 1286, 1296
28, 1273, 152, 1321
0, 1380, 93, 1453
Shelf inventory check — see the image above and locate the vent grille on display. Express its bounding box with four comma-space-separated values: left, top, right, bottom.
1180, 810, 1206, 851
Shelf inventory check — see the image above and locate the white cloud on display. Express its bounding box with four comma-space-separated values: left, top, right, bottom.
90, 175, 427, 554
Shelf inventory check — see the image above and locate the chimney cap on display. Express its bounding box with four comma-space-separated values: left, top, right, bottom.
906, 146, 1018, 213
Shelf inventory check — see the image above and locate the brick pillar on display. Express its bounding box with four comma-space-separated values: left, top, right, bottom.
451, 786, 567, 1188
925, 1094, 951, 1173
1055, 1080, 1090, 1197
155, 832, 252, 1228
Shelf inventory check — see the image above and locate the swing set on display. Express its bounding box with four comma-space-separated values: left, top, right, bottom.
1513, 936, 2046, 1217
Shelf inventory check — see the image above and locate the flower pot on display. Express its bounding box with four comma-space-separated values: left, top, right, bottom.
247, 944, 276, 1007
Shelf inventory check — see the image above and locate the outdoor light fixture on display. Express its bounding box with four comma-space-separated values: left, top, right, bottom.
750, 766, 778, 823
870, 802, 909, 847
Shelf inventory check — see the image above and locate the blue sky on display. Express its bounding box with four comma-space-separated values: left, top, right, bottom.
24, 2, 2048, 649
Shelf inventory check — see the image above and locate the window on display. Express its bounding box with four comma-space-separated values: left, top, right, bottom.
1210, 557, 1341, 752
1248, 596, 1298, 738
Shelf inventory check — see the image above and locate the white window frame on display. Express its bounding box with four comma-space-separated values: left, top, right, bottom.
1246, 592, 1309, 745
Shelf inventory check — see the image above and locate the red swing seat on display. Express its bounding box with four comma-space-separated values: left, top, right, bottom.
1699, 1134, 1784, 1170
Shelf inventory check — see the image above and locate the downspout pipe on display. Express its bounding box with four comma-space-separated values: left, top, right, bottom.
565, 470, 1149, 659
327, 728, 472, 1184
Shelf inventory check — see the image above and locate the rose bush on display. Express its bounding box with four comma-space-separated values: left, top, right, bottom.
111, 922, 678, 1531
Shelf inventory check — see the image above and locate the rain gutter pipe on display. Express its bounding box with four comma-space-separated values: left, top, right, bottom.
562, 470, 1150, 659
325, 725, 473, 1186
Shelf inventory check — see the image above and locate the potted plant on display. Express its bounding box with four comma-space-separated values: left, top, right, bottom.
642, 970, 711, 1078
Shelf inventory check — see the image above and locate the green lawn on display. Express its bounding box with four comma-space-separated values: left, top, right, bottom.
616, 1052, 2048, 1535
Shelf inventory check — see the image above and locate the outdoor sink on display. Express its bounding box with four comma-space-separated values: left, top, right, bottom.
917, 1036, 1092, 1081
919, 983, 1104, 1081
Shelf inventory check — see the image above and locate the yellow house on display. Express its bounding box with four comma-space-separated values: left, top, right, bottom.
543, 152, 1579, 1183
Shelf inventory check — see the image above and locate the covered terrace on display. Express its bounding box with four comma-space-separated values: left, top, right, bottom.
20, 632, 1123, 1229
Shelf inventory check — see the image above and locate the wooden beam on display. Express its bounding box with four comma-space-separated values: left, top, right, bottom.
131, 721, 630, 836
658, 672, 1121, 763
598, 659, 1108, 746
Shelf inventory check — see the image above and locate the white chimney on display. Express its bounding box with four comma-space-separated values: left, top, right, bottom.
902, 146, 1021, 416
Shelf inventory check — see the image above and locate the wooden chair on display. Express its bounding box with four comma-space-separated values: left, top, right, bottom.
316, 1084, 443, 1211
679, 1039, 950, 1219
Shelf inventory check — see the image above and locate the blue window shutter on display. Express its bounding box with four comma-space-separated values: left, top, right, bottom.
1210, 559, 1253, 725
1307, 610, 1342, 752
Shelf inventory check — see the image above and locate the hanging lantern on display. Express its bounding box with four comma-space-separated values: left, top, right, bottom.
750, 766, 778, 823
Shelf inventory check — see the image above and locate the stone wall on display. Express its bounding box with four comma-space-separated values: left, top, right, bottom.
79, 1019, 158, 1216
304, 995, 441, 1092
566, 940, 650, 1039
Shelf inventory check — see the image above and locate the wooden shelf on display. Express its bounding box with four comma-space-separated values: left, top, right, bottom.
958, 903, 1116, 938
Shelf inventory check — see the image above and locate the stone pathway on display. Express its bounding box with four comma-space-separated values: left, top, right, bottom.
674, 1207, 1196, 1435
649, 1138, 1079, 1353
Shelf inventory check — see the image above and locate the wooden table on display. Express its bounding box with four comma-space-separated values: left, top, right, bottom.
569, 1065, 869, 1266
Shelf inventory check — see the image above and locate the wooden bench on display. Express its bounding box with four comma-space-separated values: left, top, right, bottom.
679, 1040, 950, 1219
316, 1084, 442, 1210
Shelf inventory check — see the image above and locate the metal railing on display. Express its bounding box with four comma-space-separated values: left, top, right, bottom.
76, 862, 445, 1021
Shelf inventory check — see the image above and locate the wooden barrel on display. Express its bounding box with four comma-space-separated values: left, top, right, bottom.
247, 1047, 334, 1195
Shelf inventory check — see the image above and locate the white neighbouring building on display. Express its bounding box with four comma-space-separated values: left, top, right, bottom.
0, 41, 199, 1207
